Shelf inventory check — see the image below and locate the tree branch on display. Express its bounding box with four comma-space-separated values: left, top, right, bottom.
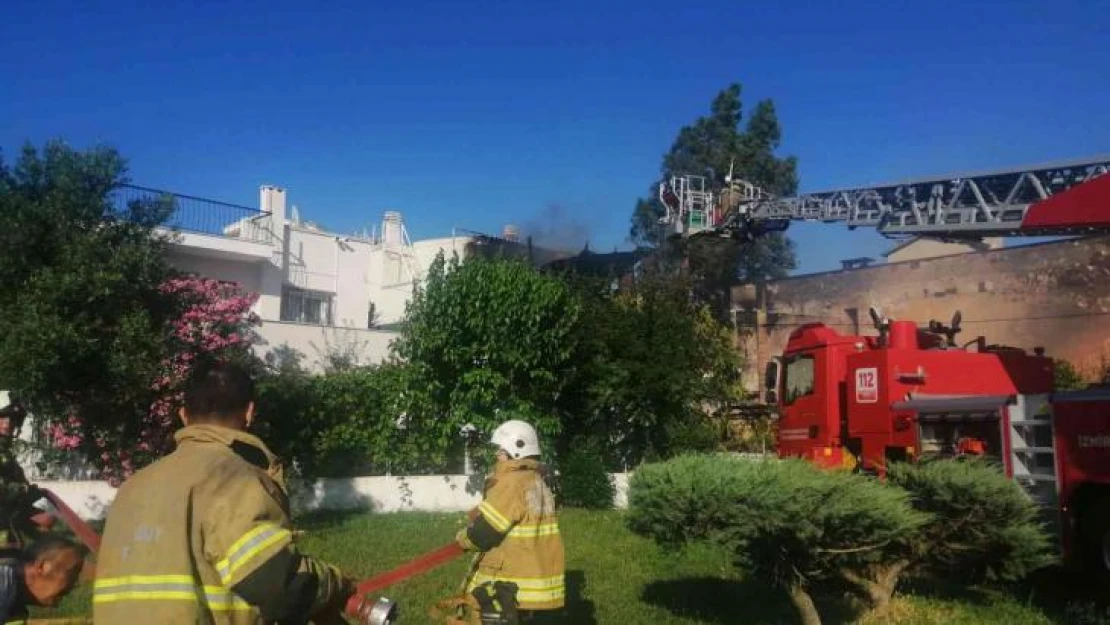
815, 540, 890, 554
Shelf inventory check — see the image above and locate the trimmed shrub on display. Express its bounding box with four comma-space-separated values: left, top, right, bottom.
889, 457, 1053, 582
627, 454, 927, 625
556, 443, 615, 509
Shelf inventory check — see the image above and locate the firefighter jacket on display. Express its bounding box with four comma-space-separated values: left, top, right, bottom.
92, 424, 350, 624
0, 439, 40, 549
457, 458, 565, 611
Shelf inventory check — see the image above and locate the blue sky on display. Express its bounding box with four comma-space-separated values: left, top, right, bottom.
2, 0, 1107, 273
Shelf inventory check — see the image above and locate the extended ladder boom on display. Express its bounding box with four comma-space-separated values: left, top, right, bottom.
660, 155, 1110, 240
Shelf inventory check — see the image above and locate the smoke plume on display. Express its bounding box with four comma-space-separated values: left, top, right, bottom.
520, 204, 592, 252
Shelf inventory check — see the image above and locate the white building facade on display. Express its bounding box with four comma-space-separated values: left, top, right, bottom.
161, 185, 534, 372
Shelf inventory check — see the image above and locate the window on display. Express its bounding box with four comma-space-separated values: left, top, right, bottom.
782, 354, 815, 405
281, 286, 333, 325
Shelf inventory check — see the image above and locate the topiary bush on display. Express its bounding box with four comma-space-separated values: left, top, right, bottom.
627, 454, 927, 625
890, 457, 1053, 579
556, 442, 615, 509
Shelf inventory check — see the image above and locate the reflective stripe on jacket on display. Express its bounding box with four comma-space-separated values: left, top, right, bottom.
467, 459, 565, 611
92, 424, 343, 624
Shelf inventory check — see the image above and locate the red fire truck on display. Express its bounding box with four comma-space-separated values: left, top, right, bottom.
659, 155, 1110, 574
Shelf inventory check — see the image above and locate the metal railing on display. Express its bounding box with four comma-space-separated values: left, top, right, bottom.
112, 184, 273, 245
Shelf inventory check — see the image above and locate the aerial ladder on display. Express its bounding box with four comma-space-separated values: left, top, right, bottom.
658, 155, 1110, 241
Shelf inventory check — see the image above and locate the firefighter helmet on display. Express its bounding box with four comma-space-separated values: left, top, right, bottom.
490, 420, 541, 459
0, 398, 27, 433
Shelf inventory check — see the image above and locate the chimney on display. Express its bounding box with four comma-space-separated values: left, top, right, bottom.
382, 211, 403, 246
502, 224, 520, 242
260, 185, 286, 249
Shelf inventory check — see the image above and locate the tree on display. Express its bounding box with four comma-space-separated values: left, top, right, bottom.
630, 83, 799, 317
627, 454, 927, 625
628, 454, 1053, 625
0, 141, 175, 480
390, 253, 580, 471
558, 271, 743, 468
0, 142, 261, 483
847, 458, 1053, 611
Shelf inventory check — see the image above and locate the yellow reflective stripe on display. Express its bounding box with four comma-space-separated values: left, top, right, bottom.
471, 573, 564, 589
93, 575, 253, 612
516, 586, 565, 602
216, 522, 291, 585
478, 501, 512, 532
506, 522, 560, 538
469, 572, 565, 604
95, 574, 195, 588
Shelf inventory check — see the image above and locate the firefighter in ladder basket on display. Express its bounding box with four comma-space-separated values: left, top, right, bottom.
451, 420, 565, 624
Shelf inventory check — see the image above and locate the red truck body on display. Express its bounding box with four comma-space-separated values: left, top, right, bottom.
770, 317, 1110, 571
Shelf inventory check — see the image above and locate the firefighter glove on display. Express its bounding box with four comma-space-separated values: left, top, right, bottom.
455, 527, 477, 552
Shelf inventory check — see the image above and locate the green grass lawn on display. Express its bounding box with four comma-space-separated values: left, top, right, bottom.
33, 509, 1106, 624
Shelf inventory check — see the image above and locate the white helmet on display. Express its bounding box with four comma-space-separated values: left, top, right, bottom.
490, 419, 541, 459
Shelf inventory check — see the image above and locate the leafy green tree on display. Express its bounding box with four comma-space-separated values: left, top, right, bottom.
627, 454, 927, 625
559, 271, 743, 468
0, 141, 176, 470
630, 83, 799, 317
390, 253, 580, 470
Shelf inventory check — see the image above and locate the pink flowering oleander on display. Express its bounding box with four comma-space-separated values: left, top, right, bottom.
49, 275, 261, 482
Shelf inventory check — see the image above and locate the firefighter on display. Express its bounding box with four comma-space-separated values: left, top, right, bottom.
0, 534, 86, 622
454, 419, 565, 624
0, 400, 50, 549
93, 360, 365, 624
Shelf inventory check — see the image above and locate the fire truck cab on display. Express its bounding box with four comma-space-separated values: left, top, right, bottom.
765, 308, 1110, 573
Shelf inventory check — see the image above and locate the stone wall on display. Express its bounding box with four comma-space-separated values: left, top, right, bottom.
735, 236, 1110, 392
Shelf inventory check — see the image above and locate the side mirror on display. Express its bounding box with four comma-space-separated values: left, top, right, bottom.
764, 360, 780, 389
763, 360, 780, 405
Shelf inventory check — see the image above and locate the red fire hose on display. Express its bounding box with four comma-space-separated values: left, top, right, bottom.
42, 489, 101, 554
345, 542, 465, 615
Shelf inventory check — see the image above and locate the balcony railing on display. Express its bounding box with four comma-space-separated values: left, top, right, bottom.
112, 184, 273, 245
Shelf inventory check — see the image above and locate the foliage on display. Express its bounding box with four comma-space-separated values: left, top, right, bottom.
0, 141, 173, 482
0, 141, 263, 483
387, 252, 581, 470
1055, 359, 1088, 391
629, 82, 799, 317
627, 454, 927, 624
254, 364, 421, 478
41, 275, 260, 483
827, 458, 1052, 615
886, 458, 1053, 583
555, 442, 615, 509
560, 272, 743, 467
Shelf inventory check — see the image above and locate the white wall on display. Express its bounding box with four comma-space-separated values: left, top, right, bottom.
166, 251, 265, 294
255, 321, 398, 372
35, 473, 633, 520
367, 235, 476, 326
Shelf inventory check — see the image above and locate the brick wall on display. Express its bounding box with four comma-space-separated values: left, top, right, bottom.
734, 236, 1110, 392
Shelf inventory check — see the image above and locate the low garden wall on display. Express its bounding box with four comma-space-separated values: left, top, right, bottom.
35, 473, 632, 520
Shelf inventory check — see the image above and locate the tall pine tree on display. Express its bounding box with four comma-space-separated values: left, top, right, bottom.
630, 83, 798, 317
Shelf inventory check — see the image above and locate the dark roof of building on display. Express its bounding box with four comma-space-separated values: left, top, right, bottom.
543, 244, 649, 276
